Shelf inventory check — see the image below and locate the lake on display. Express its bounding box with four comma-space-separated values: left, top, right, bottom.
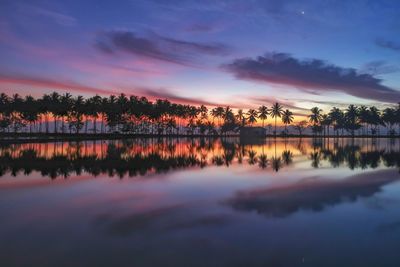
0, 138, 400, 267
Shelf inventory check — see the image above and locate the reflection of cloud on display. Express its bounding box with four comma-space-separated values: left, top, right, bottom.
93, 204, 231, 236
223, 52, 400, 103
225, 170, 400, 218
164, 214, 231, 231
376, 221, 400, 233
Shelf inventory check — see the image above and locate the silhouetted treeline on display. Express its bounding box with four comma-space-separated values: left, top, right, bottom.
0, 138, 399, 179
307, 104, 400, 137
0, 92, 399, 136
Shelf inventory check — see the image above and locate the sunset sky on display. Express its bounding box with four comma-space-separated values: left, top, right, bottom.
1, 0, 399, 118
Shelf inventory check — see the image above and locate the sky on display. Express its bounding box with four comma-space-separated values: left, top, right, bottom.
0, 0, 400, 118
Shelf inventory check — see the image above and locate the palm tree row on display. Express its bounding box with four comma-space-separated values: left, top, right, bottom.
0, 92, 398, 136
307, 104, 400, 137
1, 139, 399, 178
0, 93, 287, 135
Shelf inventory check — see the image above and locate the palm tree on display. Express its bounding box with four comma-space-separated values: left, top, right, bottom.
358, 105, 369, 135
2, 91, 400, 139
49, 92, 60, 133
69, 96, 85, 134
20, 95, 38, 133
328, 107, 341, 136
271, 102, 283, 137
246, 109, 258, 126
309, 107, 322, 136
223, 106, 234, 123
382, 107, 396, 136
281, 109, 294, 135
59, 93, 72, 134
368, 106, 382, 136
258, 105, 269, 128
199, 105, 208, 122
38, 94, 52, 133
211, 106, 224, 127
396, 103, 400, 136
235, 109, 246, 127
10, 94, 25, 133
320, 114, 332, 137
345, 105, 359, 136
0, 93, 11, 132
88, 95, 102, 134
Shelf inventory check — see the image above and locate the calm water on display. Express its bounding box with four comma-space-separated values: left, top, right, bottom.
1, 138, 400, 267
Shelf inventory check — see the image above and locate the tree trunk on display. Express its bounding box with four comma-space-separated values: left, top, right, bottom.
61, 117, 65, 134
85, 116, 88, 134
45, 114, 49, 134
54, 116, 58, 134
93, 117, 97, 134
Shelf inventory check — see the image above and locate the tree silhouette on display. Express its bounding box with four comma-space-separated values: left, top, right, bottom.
246, 109, 258, 126
309, 107, 322, 136
258, 105, 269, 128
271, 102, 283, 137
281, 109, 294, 135
0, 92, 397, 138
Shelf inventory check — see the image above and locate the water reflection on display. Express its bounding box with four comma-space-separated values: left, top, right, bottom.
226, 169, 399, 217
0, 138, 399, 179
1, 138, 400, 267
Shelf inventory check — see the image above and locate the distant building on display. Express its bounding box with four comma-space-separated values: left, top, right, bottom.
240, 126, 266, 138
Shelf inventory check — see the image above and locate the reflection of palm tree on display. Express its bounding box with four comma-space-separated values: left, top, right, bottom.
282, 150, 293, 165
3, 138, 400, 179
258, 154, 268, 169
309, 151, 321, 168
248, 150, 257, 165
271, 157, 282, 172
212, 155, 224, 166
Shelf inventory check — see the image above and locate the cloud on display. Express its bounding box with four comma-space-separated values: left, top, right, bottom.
0, 73, 113, 95
138, 87, 225, 107
246, 95, 309, 111
95, 30, 231, 65
185, 23, 216, 32
375, 38, 400, 52
360, 60, 400, 75
20, 4, 77, 26
0, 73, 231, 107
222, 52, 400, 103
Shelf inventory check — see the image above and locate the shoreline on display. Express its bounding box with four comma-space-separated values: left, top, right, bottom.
0, 132, 399, 144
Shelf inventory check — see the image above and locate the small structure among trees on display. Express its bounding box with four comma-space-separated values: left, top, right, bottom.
240, 126, 266, 138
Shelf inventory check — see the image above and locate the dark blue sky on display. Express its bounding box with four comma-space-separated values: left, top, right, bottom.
1, 0, 399, 116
